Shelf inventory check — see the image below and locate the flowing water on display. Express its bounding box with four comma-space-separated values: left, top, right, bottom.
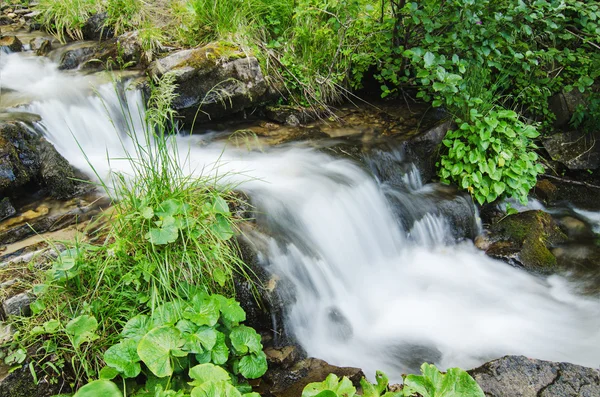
2, 51, 600, 378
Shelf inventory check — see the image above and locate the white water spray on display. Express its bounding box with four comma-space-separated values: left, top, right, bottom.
2, 53, 600, 378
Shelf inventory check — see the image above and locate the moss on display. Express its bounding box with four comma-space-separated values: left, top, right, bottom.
490, 210, 567, 272
176, 42, 246, 72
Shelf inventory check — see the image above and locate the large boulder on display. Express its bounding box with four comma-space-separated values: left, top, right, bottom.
81, 12, 112, 41
549, 90, 585, 128
0, 122, 78, 200
0, 36, 22, 52
149, 42, 269, 124
543, 129, 600, 170
469, 355, 600, 397
485, 210, 567, 273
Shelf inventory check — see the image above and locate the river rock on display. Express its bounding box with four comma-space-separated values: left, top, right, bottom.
404, 120, 454, 182
549, 90, 585, 128
543, 129, 600, 170
533, 177, 600, 210
29, 37, 51, 56
0, 121, 78, 200
469, 355, 600, 397
149, 42, 269, 123
80, 32, 143, 70
0, 198, 15, 221
57, 42, 98, 70
0, 36, 21, 52
264, 106, 313, 126
81, 12, 112, 41
485, 210, 567, 273
256, 357, 364, 397
1, 292, 31, 317
0, 16, 13, 26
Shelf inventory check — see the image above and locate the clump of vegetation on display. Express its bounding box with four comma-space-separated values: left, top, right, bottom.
302, 364, 485, 397
2, 74, 257, 392
37, 0, 98, 42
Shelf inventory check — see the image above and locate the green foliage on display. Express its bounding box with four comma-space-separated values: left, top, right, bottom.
403, 363, 485, 397
570, 92, 600, 134
73, 379, 123, 397
302, 373, 357, 397
37, 0, 98, 43
438, 108, 544, 205
104, 0, 142, 36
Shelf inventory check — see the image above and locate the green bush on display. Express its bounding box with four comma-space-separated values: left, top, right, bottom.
438, 108, 544, 205
37, 0, 98, 42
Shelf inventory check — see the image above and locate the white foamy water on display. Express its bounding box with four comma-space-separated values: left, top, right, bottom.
2, 52, 600, 378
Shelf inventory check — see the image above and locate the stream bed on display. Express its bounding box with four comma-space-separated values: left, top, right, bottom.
1, 48, 600, 380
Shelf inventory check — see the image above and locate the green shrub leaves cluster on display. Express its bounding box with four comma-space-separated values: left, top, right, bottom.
439, 109, 544, 205
302, 364, 485, 397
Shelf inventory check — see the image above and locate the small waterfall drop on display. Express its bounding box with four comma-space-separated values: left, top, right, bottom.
2, 53, 600, 379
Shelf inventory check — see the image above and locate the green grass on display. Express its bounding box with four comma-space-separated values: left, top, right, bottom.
37, 0, 98, 43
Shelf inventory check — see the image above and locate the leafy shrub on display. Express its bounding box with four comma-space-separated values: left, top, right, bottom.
403, 363, 485, 397
438, 108, 544, 205
570, 92, 600, 134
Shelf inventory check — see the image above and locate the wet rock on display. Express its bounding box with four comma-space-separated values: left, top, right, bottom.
264, 106, 313, 126
264, 346, 301, 369
149, 42, 269, 124
257, 357, 364, 397
0, 16, 13, 26
469, 355, 600, 397
81, 12, 112, 41
533, 176, 600, 211
543, 130, 600, 170
404, 120, 454, 182
23, 11, 41, 21
0, 361, 68, 397
57, 42, 98, 70
0, 122, 79, 202
80, 32, 143, 70
485, 210, 567, 273
1, 292, 31, 317
0, 199, 15, 221
0, 36, 22, 52
553, 243, 600, 294
29, 37, 51, 56
549, 90, 585, 128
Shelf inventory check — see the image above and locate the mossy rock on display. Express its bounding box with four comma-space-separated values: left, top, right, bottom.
486, 210, 567, 273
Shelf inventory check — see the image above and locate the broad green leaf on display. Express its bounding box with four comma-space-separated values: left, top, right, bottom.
375, 370, 389, 394
312, 392, 337, 397
137, 326, 184, 378
155, 199, 186, 217
146, 225, 179, 245
188, 363, 231, 386
210, 332, 229, 365
104, 338, 142, 378
424, 51, 436, 68
183, 326, 218, 353
230, 325, 262, 355
210, 214, 234, 241
360, 378, 379, 397
184, 294, 220, 327
438, 368, 485, 396
141, 207, 154, 219
153, 301, 187, 327
43, 319, 61, 334
122, 314, 152, 341
191, 381, 242, 397
215, 295, 246, 324
238, 351, 268, 379
73, 380, 122, 397
213, 196, 231, 215
65, 315, 99, 349
99, 366, 120, 380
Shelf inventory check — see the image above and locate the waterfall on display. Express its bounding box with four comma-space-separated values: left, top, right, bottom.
2, 52, 600, 379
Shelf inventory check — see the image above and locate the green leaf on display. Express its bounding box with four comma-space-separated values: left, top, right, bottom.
104, 338, 142, 378
215, 295, 246, 324
99, 366, 120, 380
189, 363, 231, 387
230, 326, 263, 355
210, 214, 234, 241
153, 301, 187, 327
141, 207, 154, 219
191, 381, 242, 397
183, 326, 218, 353
424, 51, 436, 68
146, 225, 179, 245
184, 294, 220, 327
210, 332, 229, 365
65, 315, 99, 349
155, 199, 186, 217
122, 314, 152, 342
213, 196, 231, 215
432, 82, 446, 91
402, 363, 485, 397
43, 319, 61, 334
73, 380, 122, 397
137, 326, 184, 378
238, 351, 268, 379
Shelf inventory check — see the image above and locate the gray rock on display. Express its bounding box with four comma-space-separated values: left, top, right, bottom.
0, 36, 22, 52
57, 42, 98, 70
549, 90, 585, 128
543, 130, 600, 170
469, 355, 600, 397
1, 293, 31, 317
265, 106, 313, 126
29, 37, 51, 56
0, 16, 13, 26
0, 198, 15, 221
81, 12, 112, 40
150, 42, 269, 124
